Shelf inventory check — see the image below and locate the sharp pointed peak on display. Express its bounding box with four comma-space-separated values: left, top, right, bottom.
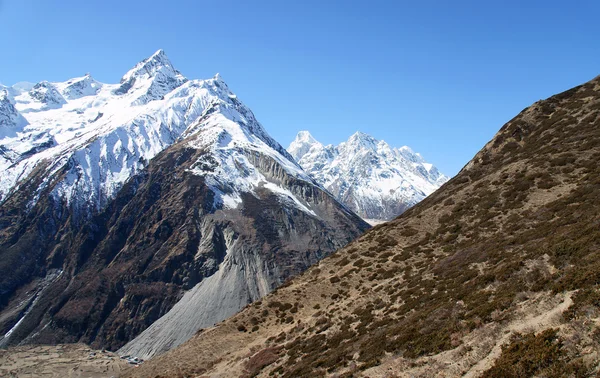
143, 48, 172, 67
347, 131, 377, 143
150, 48, 167, 58
288, 130, 323, 161
295, 130, 318, 142
143, 49, 171, 66
115, 49, 187, 100
209, 72, 229, 87
342, 131, 381, 152
121, 49, 181, 81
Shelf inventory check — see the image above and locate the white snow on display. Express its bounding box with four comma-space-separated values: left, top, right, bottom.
0, 50, 319, 218
288, 130, 450, 221
185, 100, 316, 217
288, 129, 322, 161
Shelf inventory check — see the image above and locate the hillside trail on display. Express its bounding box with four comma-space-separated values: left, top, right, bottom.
463, 291, 573, 377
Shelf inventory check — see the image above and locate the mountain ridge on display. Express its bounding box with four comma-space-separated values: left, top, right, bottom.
288, 130, 448, 222
0, 50, 303, 215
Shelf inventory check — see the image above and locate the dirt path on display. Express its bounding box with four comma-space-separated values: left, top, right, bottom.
463, 292, 573, 377
360, 291, 574, 378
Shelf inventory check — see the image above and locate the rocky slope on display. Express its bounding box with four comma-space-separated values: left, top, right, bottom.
0, 51, 369, 357
288, 131, 448, 223
129, 75, 600, 377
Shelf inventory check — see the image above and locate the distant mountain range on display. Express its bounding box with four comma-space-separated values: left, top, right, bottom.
288, 130, 448, 223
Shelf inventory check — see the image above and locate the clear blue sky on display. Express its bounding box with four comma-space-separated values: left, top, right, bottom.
1, 0, 599, 175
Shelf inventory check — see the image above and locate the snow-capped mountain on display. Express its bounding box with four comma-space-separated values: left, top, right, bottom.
0, 49, 299, 215
0, 90, 28, 138
0, 50, 368, 357
288, 131, 449, 222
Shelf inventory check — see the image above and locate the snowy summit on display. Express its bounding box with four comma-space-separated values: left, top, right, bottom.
288, 130, 449, 223
0, 50, 308, 216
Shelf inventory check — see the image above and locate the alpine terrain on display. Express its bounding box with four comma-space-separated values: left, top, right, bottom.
0, 50, 369, 359
288, 131, 448, 223
129, 75, 600, 378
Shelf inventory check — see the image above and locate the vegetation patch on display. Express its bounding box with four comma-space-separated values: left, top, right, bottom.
482, 329, 590, 378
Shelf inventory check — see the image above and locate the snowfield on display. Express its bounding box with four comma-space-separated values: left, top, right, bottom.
0, 50, 315, 217
288, 130, 449, 221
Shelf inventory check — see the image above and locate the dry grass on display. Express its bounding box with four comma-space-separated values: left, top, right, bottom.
126, 76, 600, 377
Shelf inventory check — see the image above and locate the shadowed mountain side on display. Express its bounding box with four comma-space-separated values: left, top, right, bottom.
0, 50, 369, 356
0, 123, 368, 355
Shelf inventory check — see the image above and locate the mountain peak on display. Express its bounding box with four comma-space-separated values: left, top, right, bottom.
289, 130, 449, 221
121, 49, 180, 82
62, 74, 102, 99
138, 49, 172, 72
29, 81, 66, 108
0, 89, 28, 137
288, 130, 322, 161
296, 130, 317, 142
115, 49, 187, 104
399, 145, 413, 153
345, 130, 378, 150
149, 48, 167, 60
348, 130, 374, 140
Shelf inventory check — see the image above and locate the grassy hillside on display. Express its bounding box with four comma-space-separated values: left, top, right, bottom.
127, 75, 600, 378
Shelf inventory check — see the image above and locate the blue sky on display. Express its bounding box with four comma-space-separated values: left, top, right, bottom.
1, 0, 599, 175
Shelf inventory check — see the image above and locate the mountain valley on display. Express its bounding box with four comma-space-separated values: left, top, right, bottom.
0, 50, 369, 359
1, 50, 599, 378
128, 75, 600, 377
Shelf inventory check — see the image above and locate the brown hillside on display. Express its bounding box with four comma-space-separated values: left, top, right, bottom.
127, 75, 600, 378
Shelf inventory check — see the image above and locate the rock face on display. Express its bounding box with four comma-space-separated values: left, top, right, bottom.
129, 75, 600, 378
288, 131, 448, 222
0, 50, 369, 356
113, 49, 188, 105
28, 82, 67, 108
61, 74, 102, 100
0, 90, 28, 138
